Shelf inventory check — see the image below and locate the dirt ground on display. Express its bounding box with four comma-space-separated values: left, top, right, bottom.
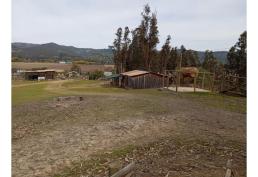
12, 62, 114, 72
168, 86, 210, 92
12, 86, 246, 177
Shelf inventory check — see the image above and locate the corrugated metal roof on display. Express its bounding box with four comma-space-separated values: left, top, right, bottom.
121, 70, 149, 77
105, 74, 120, 79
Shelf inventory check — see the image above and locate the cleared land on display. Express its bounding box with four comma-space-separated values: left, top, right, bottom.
168, 86, 210, 92
12, 62, 114, 72
12, 80, 246, 177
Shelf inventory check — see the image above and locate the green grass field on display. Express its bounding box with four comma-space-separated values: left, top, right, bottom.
12, 79, 246, 113
12, 82, 56, 105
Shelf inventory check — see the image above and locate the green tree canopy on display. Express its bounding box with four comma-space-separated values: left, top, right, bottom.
202, 50, 218, 73
226, 31, 247, 77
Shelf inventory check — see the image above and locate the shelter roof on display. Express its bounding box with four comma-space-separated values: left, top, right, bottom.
121, 70, 149, 77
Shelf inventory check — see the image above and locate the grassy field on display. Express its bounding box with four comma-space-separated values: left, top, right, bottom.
12, 80, 246, 177
12, 79, 246, 113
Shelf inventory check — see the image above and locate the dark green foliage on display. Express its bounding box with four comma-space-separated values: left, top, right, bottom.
159, 35, 171, 73
121, 27, 131, 72
197, 51, 227, 64
113, 27, 123, 73
110, 4, 233, 74
88, 71, 104, 80
12, 42, 113, 64
180, 45, 187, 67
127, 28, 145, 70
179, 45, 201, 67
70, 63, 81, 74
226, 31, 247, 77
167, 47, 178, 70
12, 57, 26, 62
202, 50, 218, 73
112, 4, 159, 73
147, 12, 159, 70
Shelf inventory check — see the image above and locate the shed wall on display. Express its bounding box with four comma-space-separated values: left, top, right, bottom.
25, 71, 56, 80
125, 73, 168, 89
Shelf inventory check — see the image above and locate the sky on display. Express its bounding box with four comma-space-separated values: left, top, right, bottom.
12, 0, 246, 51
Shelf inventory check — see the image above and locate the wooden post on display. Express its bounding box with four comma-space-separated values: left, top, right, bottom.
167, 75, 169, 88
220, 73, 225, 92
202, 72, 205, 89
163, 74, 165, 88
211, 73, 215, 92
176, 71, 178, 92
177, 53, 182, 90
194, 77, 196, 92
208, 74, 212, 91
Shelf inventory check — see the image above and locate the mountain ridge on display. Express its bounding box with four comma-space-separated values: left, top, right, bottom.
12, 42, 228, 64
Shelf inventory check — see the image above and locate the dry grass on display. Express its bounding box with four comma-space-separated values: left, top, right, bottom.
12, 80, 246, 177
12, 62, 114, 72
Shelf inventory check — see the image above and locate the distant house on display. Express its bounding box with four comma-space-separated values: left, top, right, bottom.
104, 71, 112, 77
24, 69, 57, 80
111, 70, 169, 89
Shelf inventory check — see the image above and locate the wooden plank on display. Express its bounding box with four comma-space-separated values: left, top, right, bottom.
178, 54, 182, 87
111, 162, 135, 177
202, 72, 205, 89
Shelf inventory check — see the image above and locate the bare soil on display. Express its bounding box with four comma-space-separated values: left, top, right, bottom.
12, 62, 114, 72
12, 93, 246, 177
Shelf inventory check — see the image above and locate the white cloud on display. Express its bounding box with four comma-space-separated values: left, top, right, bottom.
12, 0, 246, 50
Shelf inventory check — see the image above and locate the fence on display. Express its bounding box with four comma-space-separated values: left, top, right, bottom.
165, 70, 215, 92
165, 70, 246, 96
219, 73, 246, 96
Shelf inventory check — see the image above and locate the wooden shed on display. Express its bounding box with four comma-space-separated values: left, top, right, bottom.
117, 70, 168, 89
24, 69, 57, 80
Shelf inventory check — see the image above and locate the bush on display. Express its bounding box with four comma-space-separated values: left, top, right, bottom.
70, 64, 81, 74
89, 71, 104, 80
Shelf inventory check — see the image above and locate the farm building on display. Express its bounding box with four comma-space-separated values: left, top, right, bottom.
111, 70, 169, 89
24, 69, 58, 80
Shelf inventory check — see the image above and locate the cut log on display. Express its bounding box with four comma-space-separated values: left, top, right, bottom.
225, 169, 232, 177
225, 159, 233, 177
111, 162, 135, 177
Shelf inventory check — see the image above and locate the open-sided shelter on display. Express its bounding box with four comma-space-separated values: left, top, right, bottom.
24, 69, 57, 80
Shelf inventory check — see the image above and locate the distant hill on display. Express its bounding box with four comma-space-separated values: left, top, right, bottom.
12, 42, 228, 64
12, 42, 113, 64
197, 51, 228, 64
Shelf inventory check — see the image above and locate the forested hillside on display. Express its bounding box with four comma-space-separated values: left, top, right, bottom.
12, 42, 113, 64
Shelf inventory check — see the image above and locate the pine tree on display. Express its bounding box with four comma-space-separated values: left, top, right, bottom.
148, 13, 159, 71
180, 45, 188, 67
167, 47, 178, 70
137, 4, 159, 71
127, 28, 145, 70
121, 26, 131, 72
202, 50, 218, 73
113, 27, 123, 73
187, 50, 200, 67
159, 35, 171, 73
226, 31, 246, 77
139, 4, 151, 70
